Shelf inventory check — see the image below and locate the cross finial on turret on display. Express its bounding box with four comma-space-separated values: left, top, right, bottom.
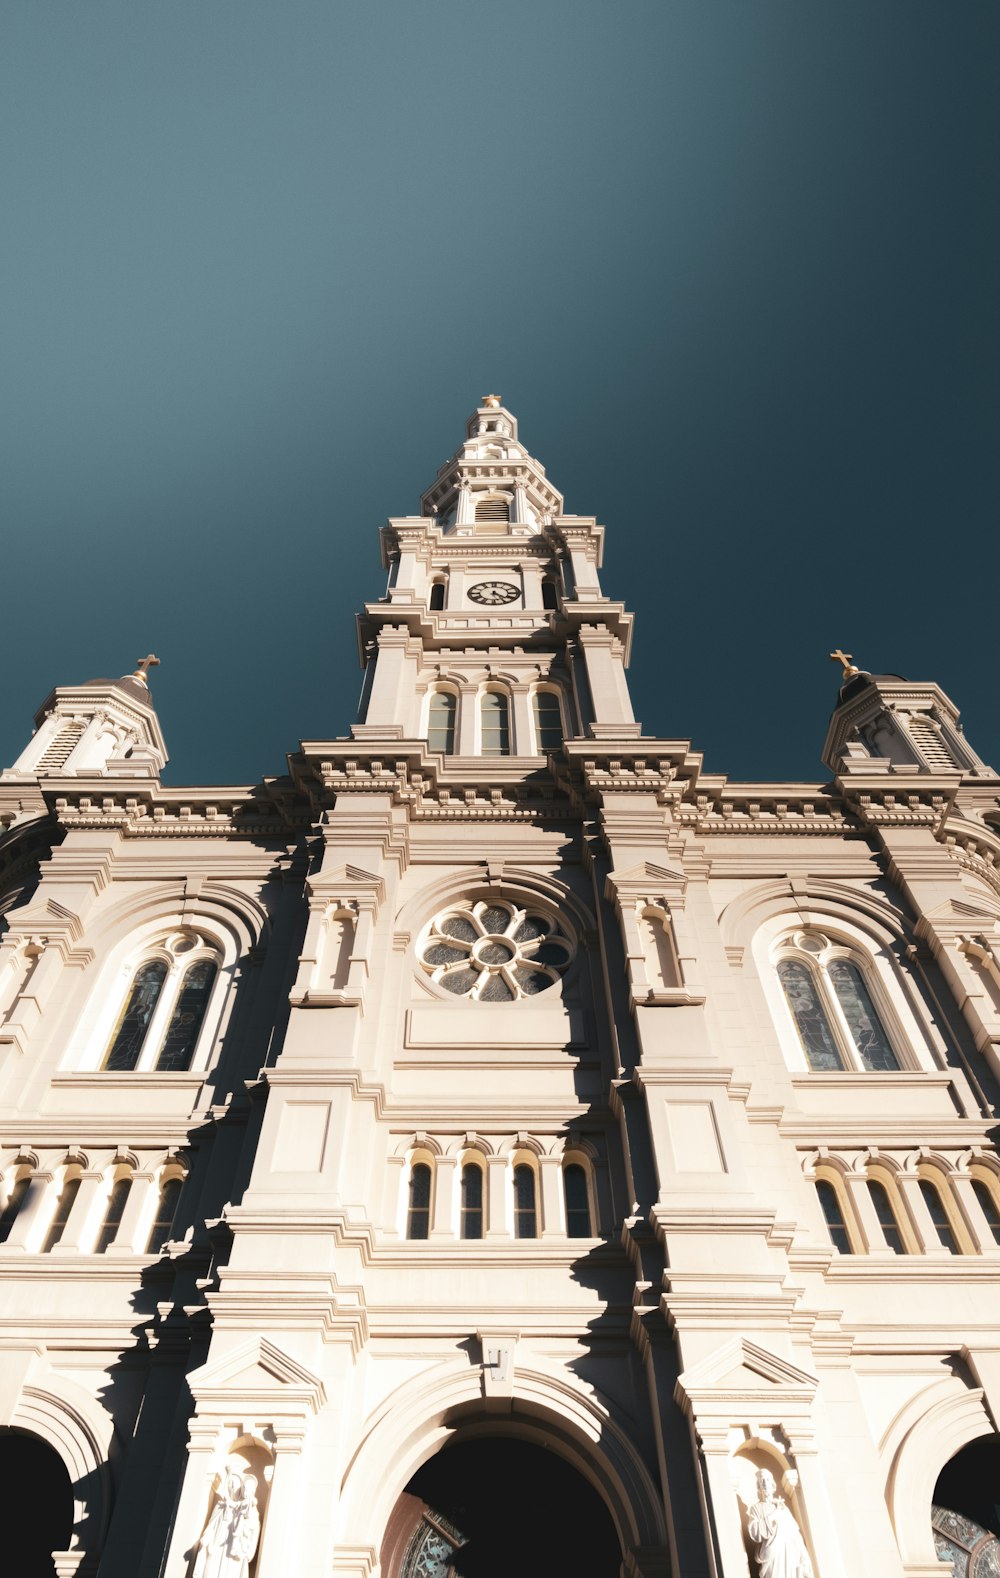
829, 648, 860, 681
482, 393, 502, 408
132, 653, 160, 684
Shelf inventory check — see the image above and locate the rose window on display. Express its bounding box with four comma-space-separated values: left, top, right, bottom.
418, 899, 573, 1001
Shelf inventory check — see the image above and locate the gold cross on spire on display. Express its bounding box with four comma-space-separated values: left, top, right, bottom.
482, 393, 502, 408
132, 653, 160, 684
829, 649, 860, 681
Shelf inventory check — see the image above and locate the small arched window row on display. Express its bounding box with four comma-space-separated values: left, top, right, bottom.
400, 1146, 600, 1241
810, 1154, 1000, 1257
775, 931, 903, 1072
0, 1157, 186, 1256
102, 932, 222, 1073
423, 684, 569, 757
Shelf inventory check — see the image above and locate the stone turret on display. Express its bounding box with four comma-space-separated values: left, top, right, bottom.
1, 655, 167, 781
822, 653, 993, 779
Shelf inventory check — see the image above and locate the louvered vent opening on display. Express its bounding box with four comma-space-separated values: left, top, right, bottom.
36, 724, 85, 771
907, 716, 958, 770
474, 494, 511, 523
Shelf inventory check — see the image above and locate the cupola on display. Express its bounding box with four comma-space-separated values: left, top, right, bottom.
1, 655, 168, 781
821, 651, 993, 778
419, 396, 564, 532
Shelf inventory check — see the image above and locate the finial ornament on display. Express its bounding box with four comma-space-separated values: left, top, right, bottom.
132, 653, 160, 685
482, 393, 502, 408
829, 649, 860, 681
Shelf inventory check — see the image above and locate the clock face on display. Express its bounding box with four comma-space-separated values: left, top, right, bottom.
467, 580, 520, 606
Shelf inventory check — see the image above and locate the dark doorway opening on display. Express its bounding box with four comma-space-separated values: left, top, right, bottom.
386, 1435, 622, 1578
933, 1435, 1000, 1575
0, 1427, 75, 1577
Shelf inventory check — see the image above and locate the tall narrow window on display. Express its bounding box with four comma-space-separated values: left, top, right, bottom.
920, 1178, 958, 1253
532, 691, 563, 752
816, 1179, 852, 1253
103, 960, 168, 1071
429, 581, 446, 611
0, 1174, 30, 1244
541, 578, 559, 610
778, 960, 843, 1070
513, 1165, 537, 1240
481, 692, 511, 757
96, 1176, 132, 1253
428, 691, 457, 754
563, 1165, 591, 1238
42, 1176, 81, 1253
155, 960, 218, 1072
407, 1163, 431, 1240
461, 1164, 483, 1240
827, 962, 899, 1071
972, 1178, 1000, 1245
146, 1176, 183, 1254
868, 1179, 905, 1253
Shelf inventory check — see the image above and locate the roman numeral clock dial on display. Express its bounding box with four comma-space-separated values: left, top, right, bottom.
467, 581, 520, 606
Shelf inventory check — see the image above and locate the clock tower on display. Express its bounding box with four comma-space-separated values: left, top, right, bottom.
353, 396, 639, 756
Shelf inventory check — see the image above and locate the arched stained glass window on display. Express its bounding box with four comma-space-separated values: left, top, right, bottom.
532, 691, 563, 752
816, 1179, 852, 1253
920, 1178, 959, 1253
428, 691, 457, 754
777, 960, 843, 1070
480, 691, 511, 756
103, 960, 168, 1071
407, 1163, 431, 1240
827, 961, 899, 1070
155, 960, 217, 1072
461, 1163, 483, 1239
146, 1176, 183, 1254
513, 1164, 537, 1239
868, 1178, 905, 1253
95, 1175, 131, 1253
563, 1164, 591, 1238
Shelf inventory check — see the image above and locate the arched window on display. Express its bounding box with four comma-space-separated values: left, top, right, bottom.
474, 493, 510, 524
146, 1175, 183, 1254
429, 580, 446, 611
563, 1164, 591, 1238
407, 1163, 431, 1240
815, 1177, 853, 1253
513, 1164, 537, 1239
541, 578, 559, 610
428, 691, 457, 754
867, 1177, 906, 1253
776, 932, 900, 1072
919, 1176, 960, 1253
42, 1171, 81, 1253
101, 934, 221, 1073
461, 1162, 484, 1240
96, 1172, 132, 1253
532, 690, 563, 752
971, 1173, 1000, 1246
0, 1171, 30, 1245
480, 691, 511, 757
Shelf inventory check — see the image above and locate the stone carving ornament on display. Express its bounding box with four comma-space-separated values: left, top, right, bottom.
194, 1467, 261, 1578
418, 898, 573, 1001
747, 1470, 813, 1578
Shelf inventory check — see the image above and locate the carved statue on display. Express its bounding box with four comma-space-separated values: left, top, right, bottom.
747, 1469, 813, 1578
194, 1468, 261, 1578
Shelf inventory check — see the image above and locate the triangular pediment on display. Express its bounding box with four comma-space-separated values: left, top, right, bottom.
188, 1337, 326, 1410
676, 1338, 818, 1403
925, 898, 998, 922
607, 860, 687, 893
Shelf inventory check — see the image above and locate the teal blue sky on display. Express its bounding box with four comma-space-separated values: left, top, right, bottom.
2, 2, 998, 786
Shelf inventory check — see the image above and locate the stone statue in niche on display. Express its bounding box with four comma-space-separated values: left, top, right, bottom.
747, 1469, 813, 1578
194, 1467, 261, 1578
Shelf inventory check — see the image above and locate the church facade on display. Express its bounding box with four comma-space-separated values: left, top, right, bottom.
1, 399, 999, 1577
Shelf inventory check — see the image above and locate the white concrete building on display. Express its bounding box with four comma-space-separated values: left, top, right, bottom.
1, 398, 999, 1578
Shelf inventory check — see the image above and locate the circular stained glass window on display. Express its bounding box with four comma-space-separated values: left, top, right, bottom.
418, 899, 573, 1001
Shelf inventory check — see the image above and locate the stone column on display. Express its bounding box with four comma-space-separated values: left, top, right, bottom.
457, 685, 478, 755
431, 1155, 457, 1239
510, 684, 533, 756
538, 1154, 564, 1239
4, 1168, 56, 1252
895, 1170, 954, 1256
255, 1426, 308, 1578
161, 1421, 221, 1578
695, 1428, 751, 1578
50, 1168, 106, 1254
106, 1169, 158, 1254
485, 1155, 509, 1238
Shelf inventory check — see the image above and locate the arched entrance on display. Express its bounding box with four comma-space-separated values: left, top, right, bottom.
0, 1426, 75, 1576
932, 1435, 1000, 1576
381, 1436, 623, 1577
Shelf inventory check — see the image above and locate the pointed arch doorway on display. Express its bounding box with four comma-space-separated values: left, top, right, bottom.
380, 1435, 623, 1578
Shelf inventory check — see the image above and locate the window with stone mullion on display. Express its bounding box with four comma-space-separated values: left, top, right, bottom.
777, 953, 899, 1072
